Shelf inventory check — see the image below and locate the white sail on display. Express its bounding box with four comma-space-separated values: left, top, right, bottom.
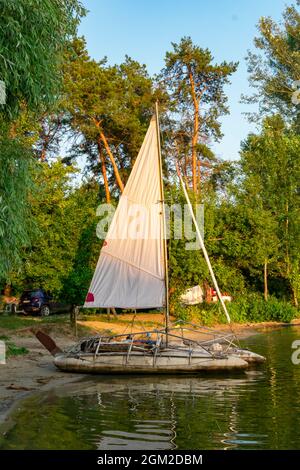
84, 117, 165, 308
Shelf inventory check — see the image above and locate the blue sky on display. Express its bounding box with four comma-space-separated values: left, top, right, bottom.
79, 0, 289, 161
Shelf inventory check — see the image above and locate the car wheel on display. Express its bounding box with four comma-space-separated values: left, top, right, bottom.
40, 305, 50, 317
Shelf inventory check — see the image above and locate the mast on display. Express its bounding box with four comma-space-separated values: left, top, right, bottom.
176, 163, 231, 324
155, 101, 170, 339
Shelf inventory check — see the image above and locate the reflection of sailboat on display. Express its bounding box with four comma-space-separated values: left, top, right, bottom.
97, 417, 176, 450
36, 104, 265, 372
96, 382, 178, 450
0, 371, 270, 450
36, 374, 261, 450
52, 375, 260, 396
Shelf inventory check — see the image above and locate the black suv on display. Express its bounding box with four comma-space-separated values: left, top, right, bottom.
19, 289, 71, 316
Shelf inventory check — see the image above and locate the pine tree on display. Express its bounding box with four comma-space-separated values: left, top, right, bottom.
160, 37, 237, 196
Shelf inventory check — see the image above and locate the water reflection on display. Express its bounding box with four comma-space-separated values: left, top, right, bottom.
0, 374, 260, 450
1, 328, 300, 450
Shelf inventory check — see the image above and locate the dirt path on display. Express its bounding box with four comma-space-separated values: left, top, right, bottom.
77, 313, 297, 341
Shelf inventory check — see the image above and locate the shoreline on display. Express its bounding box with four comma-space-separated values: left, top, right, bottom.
1, 318, 300, 427
0, 332, 88, 426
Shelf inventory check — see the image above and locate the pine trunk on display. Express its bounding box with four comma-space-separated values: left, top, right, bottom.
99, 130, 124, 193
93, 118, 124, 193
264, 260, 268, 301
40, 125, 49, 161
97, 138, 111, 203
285, 202, 290, 276
188, 71, 200, 195
293, 288, 299, 308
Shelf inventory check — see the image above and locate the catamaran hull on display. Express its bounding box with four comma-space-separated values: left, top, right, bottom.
230, 349, 265, 364
54, 352, 248, 374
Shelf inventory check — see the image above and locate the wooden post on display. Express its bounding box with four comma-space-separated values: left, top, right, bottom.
74, 305, 78, 338
106, 308, 117, 317
70, 305, 79, 338
70, 305, 74, 327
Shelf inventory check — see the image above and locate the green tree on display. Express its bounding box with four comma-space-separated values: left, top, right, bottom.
160, 37, 237, 195
63, 38, 160, 200
219, 201, 279, 300
238, 116, 300, 304
243, 1, 300, 127
168, 182, 246, 319
9, 161, 100, 298
61, 182, 102, 305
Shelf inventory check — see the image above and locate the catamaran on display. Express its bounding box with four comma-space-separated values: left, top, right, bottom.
36, 104, 265, 373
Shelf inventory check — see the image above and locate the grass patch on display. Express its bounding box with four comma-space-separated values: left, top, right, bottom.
0, 312, 165, 341
0, 335, 28, 357
0, 313, 112, 340
0, 314, 70, 331
7, 343, 28, 357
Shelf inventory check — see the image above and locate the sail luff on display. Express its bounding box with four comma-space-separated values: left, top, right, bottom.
155, 102, 170, 335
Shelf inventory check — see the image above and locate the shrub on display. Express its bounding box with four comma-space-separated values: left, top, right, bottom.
227, 294, 298, 323
173, 292, 298, 324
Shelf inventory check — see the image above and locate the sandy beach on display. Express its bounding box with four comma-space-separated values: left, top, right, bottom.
0, 330, 87, 424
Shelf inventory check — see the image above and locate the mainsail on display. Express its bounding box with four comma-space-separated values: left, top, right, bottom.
84, 116, 166, 309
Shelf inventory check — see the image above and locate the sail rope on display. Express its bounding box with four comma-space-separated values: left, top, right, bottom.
176, 160, 241, 347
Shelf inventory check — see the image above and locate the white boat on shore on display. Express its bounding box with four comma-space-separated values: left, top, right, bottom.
36, 321, 264, 375
36, 103, 265, 373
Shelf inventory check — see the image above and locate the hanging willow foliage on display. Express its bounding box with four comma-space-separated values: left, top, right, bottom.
0, 0, 85, 280
0, 0, 86, 118
0, 130, 35, 279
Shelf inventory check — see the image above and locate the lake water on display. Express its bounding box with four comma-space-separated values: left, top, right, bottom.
1, 326, 300, 450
